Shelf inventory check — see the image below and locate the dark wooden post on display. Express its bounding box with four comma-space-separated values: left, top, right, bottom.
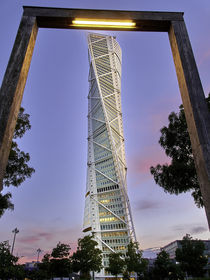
168, 20, 210, 228
0, 14, 38, 190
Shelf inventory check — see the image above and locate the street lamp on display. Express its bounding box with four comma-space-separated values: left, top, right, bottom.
11, 227, 19, 255
37, 248, 42, 262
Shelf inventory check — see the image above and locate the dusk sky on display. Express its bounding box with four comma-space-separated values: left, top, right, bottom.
0, 0, 209, 262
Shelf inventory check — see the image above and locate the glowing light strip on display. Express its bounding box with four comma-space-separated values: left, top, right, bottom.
72, 19, 136, 28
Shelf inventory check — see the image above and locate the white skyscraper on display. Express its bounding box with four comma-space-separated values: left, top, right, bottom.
83, 33, 136, 279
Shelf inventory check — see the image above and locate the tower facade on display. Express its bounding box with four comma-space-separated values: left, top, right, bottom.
83, 33, 136, 279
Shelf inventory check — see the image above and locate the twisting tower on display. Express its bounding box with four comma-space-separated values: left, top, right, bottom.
83, 33, 136, 278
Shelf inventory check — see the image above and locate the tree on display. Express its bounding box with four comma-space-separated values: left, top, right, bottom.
4, 107, 35, 187
50, 242, 71, 278
152, 250, 184, 280
0, 192, 14, 218
11, 264, 26, 280
175, 234, 208, 278
37, 253, 52, 279
0, 240, 25, 279
153, 251, 172, 280
51, 241, 71, 258
38, 242, 72, 279
72, 235, 103, 280
107, 252, 125, 279
125, 241, 148, 279
150, 94, 210, 208
25, 268, 49, 280
0, 107, 35, 217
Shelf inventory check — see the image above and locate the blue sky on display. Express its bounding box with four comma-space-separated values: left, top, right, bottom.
0, 0, 209, 262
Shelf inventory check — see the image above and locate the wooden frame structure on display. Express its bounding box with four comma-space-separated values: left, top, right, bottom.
0, 7, 210, 228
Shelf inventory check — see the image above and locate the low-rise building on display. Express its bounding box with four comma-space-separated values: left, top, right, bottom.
161, 239, 210, 275
25, 261, 39, 271
161, 239, 210, 260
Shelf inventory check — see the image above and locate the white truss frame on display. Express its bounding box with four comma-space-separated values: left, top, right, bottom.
84, 34, 137, 263
90, 194, 128, 225
93, 52, 137, 241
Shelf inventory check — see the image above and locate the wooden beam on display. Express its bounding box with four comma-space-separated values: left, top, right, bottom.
168, 20, 210, 228
23, 7, 183, 32
0, 15, 38, 190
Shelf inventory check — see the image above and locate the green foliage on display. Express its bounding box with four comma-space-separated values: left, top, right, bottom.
192, 278, 210, 280
13, 107, 31, 139
25, 268, 50, 280
153, 250, 172, 279
125, 241, 148, 278
0, 107, 35, 218
4, 141, 35, 187
38, 242, 72, 278
50, 242, 71, 277
122, 269, 130, 280
37, 253, 52, 278
11, 264, 26, 280
0, 240, 25, 279
106, 241, 148, 279
72, 235, 103, 279
4, 107, 35, 187
50, 258, 72, 277
150, 94, 210, 208
0, 192, 14, 218
153, 250, 184, 280
175, 234, 208, 277
51, 241, 71, 258
107, 252, 125, 278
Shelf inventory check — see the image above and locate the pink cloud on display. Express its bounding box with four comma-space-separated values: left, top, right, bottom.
198, 48, 210, 66
148, 95, 182, 133
19, 232, 54, 244
14, 225, 81, 263
38, 232, 53, 238
149, 112, 169, 133
135, 200, 161, 211
131, 157, 155, 174
19, 236, 41, 244
18, 256, 34, 264
128, 146, 170, 176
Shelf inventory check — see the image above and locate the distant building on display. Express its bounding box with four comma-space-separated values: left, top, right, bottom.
161, 239, 210, 260
24, 261, 39, 271
161, 240, 182, 259
162, 239, 210, 275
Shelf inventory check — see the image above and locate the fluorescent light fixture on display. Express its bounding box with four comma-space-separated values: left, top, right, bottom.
72, 19, 136, 28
